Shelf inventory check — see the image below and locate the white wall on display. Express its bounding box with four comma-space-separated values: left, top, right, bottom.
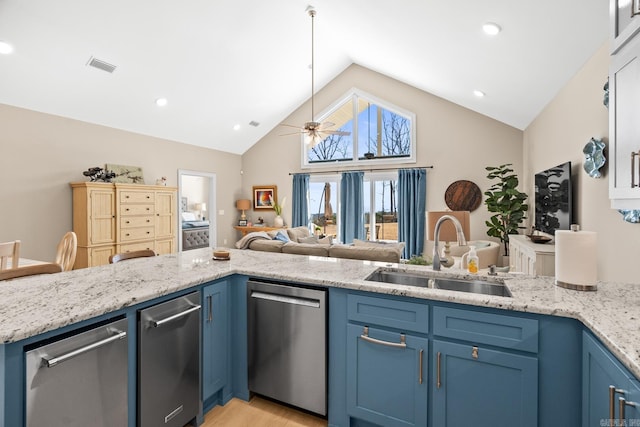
241, 64, 524, 250
181, 175, 210, 216
524, 42, 639, 283
0, 104, 242, 262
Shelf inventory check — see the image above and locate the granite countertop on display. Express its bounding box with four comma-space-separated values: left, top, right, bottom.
1, 248, 639, 379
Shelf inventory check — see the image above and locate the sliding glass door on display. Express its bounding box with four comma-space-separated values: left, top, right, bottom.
364, 172, 398, 242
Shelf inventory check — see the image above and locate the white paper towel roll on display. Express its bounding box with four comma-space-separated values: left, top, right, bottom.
555, 229, 597, 290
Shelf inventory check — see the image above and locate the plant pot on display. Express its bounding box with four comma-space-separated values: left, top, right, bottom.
500, 255, 510, 268
274, 215, 284, 228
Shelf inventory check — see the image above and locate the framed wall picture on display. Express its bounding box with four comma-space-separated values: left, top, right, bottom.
106, 163, 144, 184
253, 185, 277, 210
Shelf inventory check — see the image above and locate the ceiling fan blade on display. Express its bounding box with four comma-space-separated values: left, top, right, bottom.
279, 131, 305, 136
325, 131, 351, 136
280, 123, 304, 129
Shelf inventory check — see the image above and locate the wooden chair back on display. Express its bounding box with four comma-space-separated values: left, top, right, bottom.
55, 232, 77, 271
0, 240, 20, 270
0, 263, 63, 281
109, 249, 156, 264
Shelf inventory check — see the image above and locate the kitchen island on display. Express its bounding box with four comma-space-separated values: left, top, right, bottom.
1, 247, 639, 426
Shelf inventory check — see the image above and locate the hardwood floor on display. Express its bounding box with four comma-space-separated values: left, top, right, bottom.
201, 396, 328, 427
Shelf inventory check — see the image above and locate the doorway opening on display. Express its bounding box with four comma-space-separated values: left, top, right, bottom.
178, 170, 217, 252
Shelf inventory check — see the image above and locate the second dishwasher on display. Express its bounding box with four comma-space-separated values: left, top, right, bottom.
247, 279, 327, 416
138, 291, 201, 427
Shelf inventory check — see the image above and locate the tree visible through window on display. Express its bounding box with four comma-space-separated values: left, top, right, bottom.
305, 89, 415, 167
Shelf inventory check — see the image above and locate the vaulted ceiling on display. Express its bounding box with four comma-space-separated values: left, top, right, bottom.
0, 0, 608, 155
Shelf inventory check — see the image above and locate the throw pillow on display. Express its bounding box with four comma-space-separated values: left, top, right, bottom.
273, 231, 290, 242
286, 226, 311, 242
318, 236, 333, 245
298, 236, 319, 244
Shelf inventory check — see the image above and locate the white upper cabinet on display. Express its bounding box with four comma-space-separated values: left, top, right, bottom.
610, 0, 640, 208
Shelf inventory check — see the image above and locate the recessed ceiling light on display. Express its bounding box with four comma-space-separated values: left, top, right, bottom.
155, 98, 168, 107
233, 124, 241, 131
473, 90, 485, 98
0, 41, 14, 55
482, 22, 501, 36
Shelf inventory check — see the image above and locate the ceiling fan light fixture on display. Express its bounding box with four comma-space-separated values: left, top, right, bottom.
279, 7, 351, 145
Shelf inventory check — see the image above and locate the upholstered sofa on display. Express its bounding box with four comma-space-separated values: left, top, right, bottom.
236, 226, 405, 263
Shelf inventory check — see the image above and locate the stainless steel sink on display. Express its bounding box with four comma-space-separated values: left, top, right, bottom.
365, 269, 431, 287
432, 277, 512, 297
365, 268, 511, 297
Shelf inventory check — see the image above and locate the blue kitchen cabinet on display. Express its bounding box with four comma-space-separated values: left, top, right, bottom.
202, 280, 230, 410
431, 340, 538, 427
583, 331, 640, 426
347, 323, 429, 427
431, 306, 538, 427
344, 292, 430, 427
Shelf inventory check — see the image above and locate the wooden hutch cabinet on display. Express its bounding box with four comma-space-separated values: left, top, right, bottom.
71, 182, 177, 268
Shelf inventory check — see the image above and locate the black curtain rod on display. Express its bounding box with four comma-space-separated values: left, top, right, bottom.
288, 165, 433, 176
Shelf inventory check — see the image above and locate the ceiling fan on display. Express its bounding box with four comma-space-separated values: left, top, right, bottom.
280, 7, 350, 148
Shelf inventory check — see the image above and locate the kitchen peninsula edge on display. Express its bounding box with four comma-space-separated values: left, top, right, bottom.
1, 248, 639, 424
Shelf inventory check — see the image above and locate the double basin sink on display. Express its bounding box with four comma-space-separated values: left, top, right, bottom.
365, 268, 512, 297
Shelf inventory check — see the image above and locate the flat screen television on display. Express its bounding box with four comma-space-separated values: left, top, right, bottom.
534, 161, 573, 235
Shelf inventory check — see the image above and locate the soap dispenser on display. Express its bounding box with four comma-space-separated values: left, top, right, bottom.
467, 246, 479, 274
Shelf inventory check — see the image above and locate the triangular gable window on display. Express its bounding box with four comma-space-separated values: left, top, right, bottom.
303, 88, 416, 167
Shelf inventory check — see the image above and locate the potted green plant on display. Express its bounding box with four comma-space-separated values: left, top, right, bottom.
484, 164, 529, 259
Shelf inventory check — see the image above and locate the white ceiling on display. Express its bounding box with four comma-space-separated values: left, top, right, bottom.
0, 0, 608, 155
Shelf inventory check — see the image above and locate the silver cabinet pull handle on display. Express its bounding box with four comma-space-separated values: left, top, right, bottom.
418, 349, 423, 384
207, 295, 213, 323
43, 329, 127, 368
620, 397, 637, 421
360, 326, 406, 348
610, 385, 626, 422
250, 291, 320, 308
151, 304, 201, 327
437, 351, 442, 389
631, 151, 640, 188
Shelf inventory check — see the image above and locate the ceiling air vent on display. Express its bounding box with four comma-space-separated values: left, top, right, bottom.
249, 121, 260, 127
86, 56, 117, 73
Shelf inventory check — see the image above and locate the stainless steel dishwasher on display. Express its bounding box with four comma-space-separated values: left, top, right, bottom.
138, 291, 201, 427
247, 279, 327, 416
25, 317, 128, 427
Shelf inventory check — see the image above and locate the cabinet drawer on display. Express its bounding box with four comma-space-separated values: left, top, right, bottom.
118, 241, 155, 253
347, 293, 429, 334
120, 226, 155, 241
433, 306, 538, 353
119, 191, 154, 203
120, 216, 153, 228
120, 204, 154, 216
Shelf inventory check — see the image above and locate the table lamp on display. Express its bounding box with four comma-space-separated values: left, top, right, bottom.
195, 202, 207, 220
427, 211, 470, 267
236, 199, 251, 223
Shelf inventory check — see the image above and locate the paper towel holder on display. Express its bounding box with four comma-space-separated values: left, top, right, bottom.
555, 224, 598, 291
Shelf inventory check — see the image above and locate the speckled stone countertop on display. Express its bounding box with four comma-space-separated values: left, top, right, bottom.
1, 248, 639, 379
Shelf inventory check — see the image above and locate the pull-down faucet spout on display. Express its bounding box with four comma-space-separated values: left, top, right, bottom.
432, 215, 467, 271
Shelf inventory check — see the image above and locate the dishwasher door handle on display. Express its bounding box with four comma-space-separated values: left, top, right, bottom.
151, 304, 201, 328
250, 291, 320, 308
43, 329, 127, 368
